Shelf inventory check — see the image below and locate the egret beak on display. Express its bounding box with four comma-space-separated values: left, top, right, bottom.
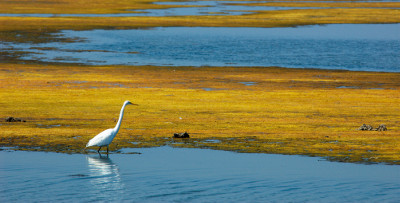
128, 102, 138, 106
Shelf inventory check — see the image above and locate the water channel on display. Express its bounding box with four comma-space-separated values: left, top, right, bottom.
1, 147, 400, 202
7, 24, 399, 72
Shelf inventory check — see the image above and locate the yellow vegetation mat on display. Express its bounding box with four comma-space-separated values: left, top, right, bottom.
0, 0, 400, 31
1, 64, 399, 164
1, 0, 400, 164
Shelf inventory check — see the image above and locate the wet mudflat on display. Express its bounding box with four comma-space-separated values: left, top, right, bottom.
1, 147, 400, 202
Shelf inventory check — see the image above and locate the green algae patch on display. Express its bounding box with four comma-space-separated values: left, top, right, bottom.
1, 64, 399, 164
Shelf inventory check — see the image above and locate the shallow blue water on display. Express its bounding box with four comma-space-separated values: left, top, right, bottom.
14, 24, 400, 72
1, 147, 400, 202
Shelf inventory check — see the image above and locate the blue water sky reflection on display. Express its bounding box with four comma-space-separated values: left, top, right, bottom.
1, 147, 400, 202
14, 24, 399, 72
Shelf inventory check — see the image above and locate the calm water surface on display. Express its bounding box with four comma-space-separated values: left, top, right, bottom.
13, 24, 400, 72
1, 147, 400, 202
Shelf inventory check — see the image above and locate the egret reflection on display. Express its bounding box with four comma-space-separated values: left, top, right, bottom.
87, 155, 125, 200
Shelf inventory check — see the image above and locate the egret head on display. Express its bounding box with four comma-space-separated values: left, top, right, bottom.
125, 100, 138, 106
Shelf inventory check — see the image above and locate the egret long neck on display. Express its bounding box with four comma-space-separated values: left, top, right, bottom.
114, 103, 128, 134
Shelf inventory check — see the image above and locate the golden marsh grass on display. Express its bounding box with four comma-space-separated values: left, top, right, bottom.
0, 0, 194, 14
0, 8, 399, 32
0, 0, 399, 33
1, 64, 399, 164
227, 2, 400, 9
1, 0, 400, 164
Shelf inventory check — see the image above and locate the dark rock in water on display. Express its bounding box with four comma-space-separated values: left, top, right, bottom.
358, 124, 373, 131
375, 124, 387, 131
173, 132, 190, 138
5, 117, 26, 122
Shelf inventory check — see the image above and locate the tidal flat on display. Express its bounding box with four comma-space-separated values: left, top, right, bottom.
1, 0, 400, 165
0, 0, 400, 33
1, 64, 399, 164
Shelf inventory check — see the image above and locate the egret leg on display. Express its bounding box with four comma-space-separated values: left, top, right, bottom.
107, 146, 109, 154
97, 146, 102, 153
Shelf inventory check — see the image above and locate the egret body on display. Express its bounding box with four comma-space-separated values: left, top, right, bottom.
86, 100, 137, 153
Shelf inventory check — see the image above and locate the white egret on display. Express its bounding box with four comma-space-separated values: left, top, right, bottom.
86, 100, 138, 153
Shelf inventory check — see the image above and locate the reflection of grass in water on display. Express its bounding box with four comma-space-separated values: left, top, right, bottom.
1, 64, 399, 164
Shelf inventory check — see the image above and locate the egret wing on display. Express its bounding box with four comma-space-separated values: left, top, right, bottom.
86, 128, 114, 147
